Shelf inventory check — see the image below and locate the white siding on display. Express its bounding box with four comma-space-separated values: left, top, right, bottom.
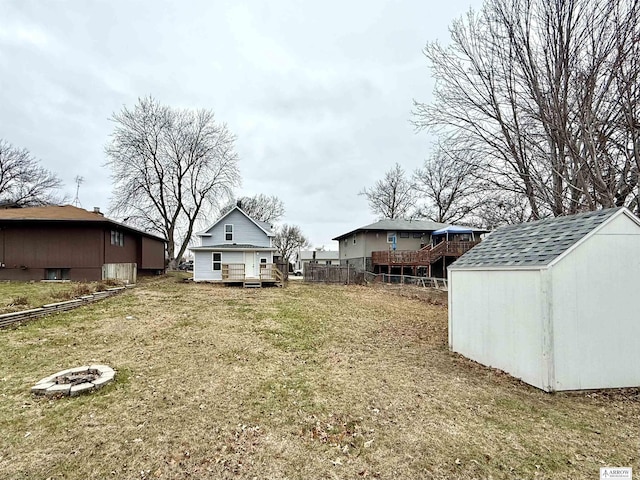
550, 214, 640, 390
257, 251, 272, 268
449, 269, 547, 390
224, 251, 244, 264
200, 210, 271, 247
193, 251, 219, 281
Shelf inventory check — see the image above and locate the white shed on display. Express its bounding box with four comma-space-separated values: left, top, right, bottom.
448, 207, 640, 392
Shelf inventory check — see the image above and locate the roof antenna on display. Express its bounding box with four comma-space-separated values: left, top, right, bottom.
73, 176, 84, 207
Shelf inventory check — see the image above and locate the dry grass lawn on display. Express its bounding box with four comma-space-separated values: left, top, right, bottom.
0, 275, 637, 479
0, 280, 120, 314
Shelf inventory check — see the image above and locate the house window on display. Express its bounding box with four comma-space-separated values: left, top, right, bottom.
353, 235, 357, 245
387, 232, 396, 243
399, 232, 410, 238
325, 261, 331, 265
110, 230, 124, 247
413, 232, 423, 238
212, 252, 222, 271
224, 224, 233, 241
46, 268, 70, 280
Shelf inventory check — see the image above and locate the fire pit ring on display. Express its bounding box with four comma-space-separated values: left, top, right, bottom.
31, 365, 116, 397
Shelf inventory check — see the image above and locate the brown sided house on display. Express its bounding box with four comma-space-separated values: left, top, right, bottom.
0, 205, 166, 281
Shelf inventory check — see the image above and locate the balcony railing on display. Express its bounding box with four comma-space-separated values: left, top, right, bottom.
372, 240, 480, 265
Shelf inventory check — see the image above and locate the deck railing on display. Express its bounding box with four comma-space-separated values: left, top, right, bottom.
259, 264, 283, 282
222, 264, 245, 280
222, 263, 283, 282
372, 240, 480, 265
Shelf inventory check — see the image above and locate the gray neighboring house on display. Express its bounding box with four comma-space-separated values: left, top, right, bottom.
332, 218, 485, 273
294, 250, 340, 273
449, 207, 640, 392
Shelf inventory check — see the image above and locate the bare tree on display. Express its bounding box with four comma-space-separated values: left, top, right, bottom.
105, 96, 240, 268
0, 139, 64, 207
414, 0, 640, 220
360, 163, 417, 219
413, 145, 484, 223
273, 224, 310, 272
220, 194, 285, 223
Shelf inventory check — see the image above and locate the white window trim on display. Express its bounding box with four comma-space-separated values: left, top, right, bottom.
387, 232, 396, 243
224, 224, 233, 241
212, 252, 222, 271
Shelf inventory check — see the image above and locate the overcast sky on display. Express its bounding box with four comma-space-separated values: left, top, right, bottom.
1, 0, 481, 250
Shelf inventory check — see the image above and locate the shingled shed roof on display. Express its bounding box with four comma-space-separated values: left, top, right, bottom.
450, 208, 624, 269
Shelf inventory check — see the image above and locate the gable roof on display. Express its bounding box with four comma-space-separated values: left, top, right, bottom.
333, 218, 486, 240
298, 250, 339, 261
197, 206, 274, 237
450, 207, 634, 270
0, 205, 166, 242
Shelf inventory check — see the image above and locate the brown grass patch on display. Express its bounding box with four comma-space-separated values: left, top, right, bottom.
0, 280, 122, 314
0, 275, 637, 479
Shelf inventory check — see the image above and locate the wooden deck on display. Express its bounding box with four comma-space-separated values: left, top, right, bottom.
371, 240, 480, 275
221, 263, 283, 287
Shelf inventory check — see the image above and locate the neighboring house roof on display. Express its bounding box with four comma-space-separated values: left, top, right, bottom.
333, 218, 486, 240
197, 206, 275, 237
298, 250, 339, 261
0, 205, 166, 242
451, 207, 633, 270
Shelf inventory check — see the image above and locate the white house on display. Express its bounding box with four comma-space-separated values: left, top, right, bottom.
294, 250, 340, 273
448, 207, 640, 392
190, 207, 282, 286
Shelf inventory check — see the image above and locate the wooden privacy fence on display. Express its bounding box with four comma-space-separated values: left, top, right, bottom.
102, 263, 137, 284
0, 286, 133, 329
304, 264, 364, 284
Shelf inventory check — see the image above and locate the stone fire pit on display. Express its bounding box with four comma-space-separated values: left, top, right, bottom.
31, 365, 116, 397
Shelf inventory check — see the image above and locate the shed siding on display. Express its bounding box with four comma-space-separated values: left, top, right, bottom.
201, 210, 271, 247
550, 214, 640, 390
449, 269, 546, 390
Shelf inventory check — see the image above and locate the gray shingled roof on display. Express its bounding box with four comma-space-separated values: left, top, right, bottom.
333, 218, 486, 240
451, 208, 623, 269
190, 244, 275, 250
